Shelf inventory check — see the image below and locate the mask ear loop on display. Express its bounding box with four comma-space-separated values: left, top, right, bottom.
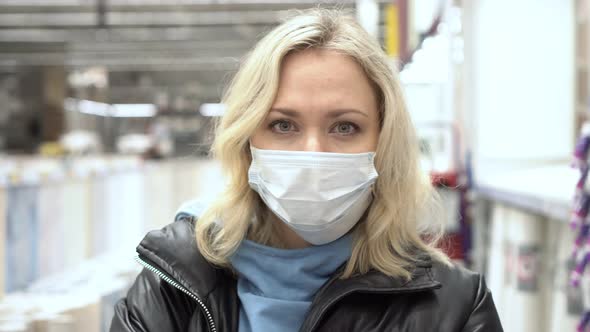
246, 141, 255, 157
367, 151, 379, 197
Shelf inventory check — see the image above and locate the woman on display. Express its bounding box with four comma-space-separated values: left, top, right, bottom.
111, 8, 502, 332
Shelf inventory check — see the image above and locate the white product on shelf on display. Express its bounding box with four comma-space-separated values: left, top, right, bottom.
116, 134, 152, 155
88, 175, 109, 257
0, 155, 196, 330
0, 161, 16, 188
0, 295, 36, 332
31, 312, 73, 332
503, 207, 547, 332
106, 169, 144, 252
97, 277, 130, 331
143, 162, 175, 232
0, 182, 5, 299
0, 321, 30, 332
60, 179, 91, 269
5, 186, 39, 293
84, 157, 146, 255
37, 182, 65, 278
193, 159, 226, 206
485, 203, 508, 323
59, 294, 100, 332
172, 160, 202, 208
0, 252, 141, 332
545, 220, 582, 331
60, 130, 102, 155
437, 188, 461, 232
172, 158, 225, 209
71, 157, 107, 178
416, 124, 456, 174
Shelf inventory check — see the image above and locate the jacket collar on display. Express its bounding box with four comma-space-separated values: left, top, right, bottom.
299, 256, 441, 332
136, 215, 222, 298
136, 216, 441, 302
310, 254, 441, 311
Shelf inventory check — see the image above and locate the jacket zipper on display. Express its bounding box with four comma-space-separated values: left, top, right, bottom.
134, 255, 217, 332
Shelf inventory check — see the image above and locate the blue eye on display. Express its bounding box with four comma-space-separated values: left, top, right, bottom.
332, 122, 359, 135
270, 120, 294, 133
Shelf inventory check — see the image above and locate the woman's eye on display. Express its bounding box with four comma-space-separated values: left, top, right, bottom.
270, 120, 294, 133
332, 122, 358, 135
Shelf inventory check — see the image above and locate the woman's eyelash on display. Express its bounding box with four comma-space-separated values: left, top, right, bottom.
267, 119, 360, 135
332, 122, 360, 134
269, 119, 285, 127
268, 119, 295, 133
335, 122, 359, 129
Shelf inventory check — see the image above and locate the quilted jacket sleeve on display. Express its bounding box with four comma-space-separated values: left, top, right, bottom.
110, 269, 197, 332
461, 274, 504, 332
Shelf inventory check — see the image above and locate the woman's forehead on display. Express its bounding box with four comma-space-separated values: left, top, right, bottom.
273, 49, 378, 116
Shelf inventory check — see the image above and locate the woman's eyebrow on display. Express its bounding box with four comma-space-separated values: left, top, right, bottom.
269, 108, 299, 117
269, 108, 368, 118
326, 109, 369, 118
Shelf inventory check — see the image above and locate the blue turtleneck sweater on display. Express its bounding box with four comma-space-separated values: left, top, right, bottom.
229, 234, 353, 332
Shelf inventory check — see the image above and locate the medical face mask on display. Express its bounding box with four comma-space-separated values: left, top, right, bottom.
247, 146, 379, 245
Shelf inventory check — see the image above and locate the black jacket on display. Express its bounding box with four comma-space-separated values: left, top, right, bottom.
110, 216, 503, 332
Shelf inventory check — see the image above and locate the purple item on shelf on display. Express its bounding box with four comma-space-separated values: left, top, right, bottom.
573, 126, 590, 332
574, 135, 590, 167
574, 224, 590, 259
573, 213, 585, 230
571, 249, 590, 287
576, 167, 590, 198
572, 194, 590, 229
577, 311, 590, 332
576, 195, 590, 216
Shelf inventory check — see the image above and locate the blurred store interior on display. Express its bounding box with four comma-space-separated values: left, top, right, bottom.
0, 0, 582, 331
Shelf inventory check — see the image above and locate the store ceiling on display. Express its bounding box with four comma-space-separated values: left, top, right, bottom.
0, 0, 391, 104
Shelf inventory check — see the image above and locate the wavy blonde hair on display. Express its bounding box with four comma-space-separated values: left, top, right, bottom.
195, 8, 450, 280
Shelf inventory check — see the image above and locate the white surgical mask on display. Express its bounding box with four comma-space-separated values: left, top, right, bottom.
247, 146, 378, 245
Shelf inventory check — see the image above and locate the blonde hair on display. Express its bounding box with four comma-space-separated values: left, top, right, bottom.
195, 8, 450, 280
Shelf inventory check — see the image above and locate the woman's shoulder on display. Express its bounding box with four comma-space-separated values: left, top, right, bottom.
430, 260, 483, 286
428, 261, 498, 316
136, 200, 220, 296
427, 261, 502, 330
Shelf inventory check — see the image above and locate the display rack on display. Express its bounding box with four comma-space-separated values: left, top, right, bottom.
576, 0, 590, 141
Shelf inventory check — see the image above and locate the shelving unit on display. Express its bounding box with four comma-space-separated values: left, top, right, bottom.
0, 156, 225, 331
576, 0, 589, 141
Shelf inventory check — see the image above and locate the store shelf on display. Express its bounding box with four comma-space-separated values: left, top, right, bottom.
475, 164, 577, 222
576, 0, 589, 139
0, 251, 140, 332
0, 156, 223, 297
156, 111, 200, 117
